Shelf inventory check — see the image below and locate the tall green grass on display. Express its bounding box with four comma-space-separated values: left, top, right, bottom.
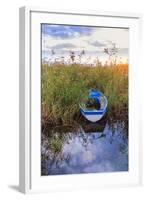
41, 63, 128, 127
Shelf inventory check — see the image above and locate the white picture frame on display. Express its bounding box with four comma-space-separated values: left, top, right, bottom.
19, 6, 142, 194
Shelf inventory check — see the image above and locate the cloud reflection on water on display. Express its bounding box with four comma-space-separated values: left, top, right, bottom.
41, 122, 128, 175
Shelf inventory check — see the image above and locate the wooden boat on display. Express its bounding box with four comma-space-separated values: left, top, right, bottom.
79, 89, 108, 122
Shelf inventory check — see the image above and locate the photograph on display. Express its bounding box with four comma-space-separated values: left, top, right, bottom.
41, 24, 129, 176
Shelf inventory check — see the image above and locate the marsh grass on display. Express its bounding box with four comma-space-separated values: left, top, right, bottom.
41, 63, 128, 128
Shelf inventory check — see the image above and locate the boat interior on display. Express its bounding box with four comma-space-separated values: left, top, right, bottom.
80, 96, 107, 111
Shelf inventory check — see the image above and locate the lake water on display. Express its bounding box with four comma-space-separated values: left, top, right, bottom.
41, 121, 128, 175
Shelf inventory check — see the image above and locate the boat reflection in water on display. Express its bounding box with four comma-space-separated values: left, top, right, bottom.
41, 118, 128, 175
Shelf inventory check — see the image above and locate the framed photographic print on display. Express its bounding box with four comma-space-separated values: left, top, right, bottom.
19, 7, 142, 193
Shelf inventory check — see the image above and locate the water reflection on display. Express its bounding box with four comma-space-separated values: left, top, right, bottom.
41, 121, 128, 175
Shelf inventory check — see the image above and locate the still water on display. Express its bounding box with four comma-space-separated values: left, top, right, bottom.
41, 121, 128, 175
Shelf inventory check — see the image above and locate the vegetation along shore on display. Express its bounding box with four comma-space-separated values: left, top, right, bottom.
41, 63, 128, 132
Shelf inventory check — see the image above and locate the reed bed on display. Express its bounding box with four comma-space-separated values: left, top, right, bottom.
41, 63, 128, 127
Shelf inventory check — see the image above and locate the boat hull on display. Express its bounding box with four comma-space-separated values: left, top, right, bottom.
80, 109, 106, 122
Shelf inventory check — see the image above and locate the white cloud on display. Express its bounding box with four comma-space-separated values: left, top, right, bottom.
82, 28, 129, 49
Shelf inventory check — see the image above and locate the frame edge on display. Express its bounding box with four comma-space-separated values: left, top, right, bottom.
19, 6, 26, 193
19, 6, 31, 194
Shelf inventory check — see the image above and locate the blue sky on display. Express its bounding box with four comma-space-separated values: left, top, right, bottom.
41, 24, 129, 63
42, 24, 93, 39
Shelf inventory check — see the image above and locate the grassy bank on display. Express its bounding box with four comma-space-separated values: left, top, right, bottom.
41, 63, 128, 128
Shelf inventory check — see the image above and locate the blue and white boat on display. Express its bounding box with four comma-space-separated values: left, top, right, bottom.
79, 89, 108, 122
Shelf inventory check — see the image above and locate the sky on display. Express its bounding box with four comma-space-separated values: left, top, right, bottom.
41, 24, 129, 65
